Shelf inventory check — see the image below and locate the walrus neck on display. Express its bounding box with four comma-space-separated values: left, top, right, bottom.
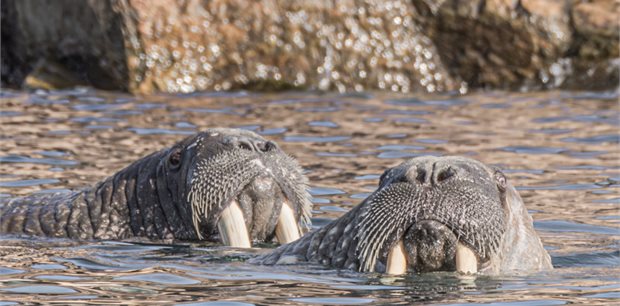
0, 150, 197, 241
84, 149, 198, 240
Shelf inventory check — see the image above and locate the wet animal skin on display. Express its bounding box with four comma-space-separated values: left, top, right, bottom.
254, 156, 552, 275
0, 128, 311, 246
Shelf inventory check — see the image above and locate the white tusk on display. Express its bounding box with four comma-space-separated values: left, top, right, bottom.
455, 241, 478, 274
217, 200, 251, 248
275, 202, 301, 244
386, 240, 407, 274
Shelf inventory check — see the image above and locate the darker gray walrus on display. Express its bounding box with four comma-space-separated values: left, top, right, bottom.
0, 128, 311, 247
253, 156, 552, 275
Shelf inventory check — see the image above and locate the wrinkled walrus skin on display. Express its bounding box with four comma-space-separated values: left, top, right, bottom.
253, 156, 552, 275
0, 128, 311, 246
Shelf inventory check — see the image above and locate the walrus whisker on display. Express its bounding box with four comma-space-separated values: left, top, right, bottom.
187, 151, 263, 241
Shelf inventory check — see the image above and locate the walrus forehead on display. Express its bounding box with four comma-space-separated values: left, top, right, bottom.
198, 128, 270, 146
381, 156, 497, 187
183, 129, 268, 152
395, 157, 505, 222
204, 127, 264, 138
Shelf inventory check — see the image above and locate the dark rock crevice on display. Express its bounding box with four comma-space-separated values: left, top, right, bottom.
1, 0, 129, 90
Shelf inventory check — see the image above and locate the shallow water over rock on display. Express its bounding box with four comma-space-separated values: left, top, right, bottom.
0, 88, 618, 304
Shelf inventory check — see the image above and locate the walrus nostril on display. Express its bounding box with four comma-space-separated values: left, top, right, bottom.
236, 138, 276, 153
255, 141, 267, 152
255, 140, 276, 152
237, 140, 254, 151
263, 141, 277, 152
436, 167, 454, 182
416, 168, 427, 184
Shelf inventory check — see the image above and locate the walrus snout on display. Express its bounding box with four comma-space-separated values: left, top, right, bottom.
216, 174, 302, 248
219, 173, 301, 247
385, 220, 480, 274
223, 134, 278, 154
403, 220, 457, 273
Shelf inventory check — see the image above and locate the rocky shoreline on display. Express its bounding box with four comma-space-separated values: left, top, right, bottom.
1, 0, 618, 93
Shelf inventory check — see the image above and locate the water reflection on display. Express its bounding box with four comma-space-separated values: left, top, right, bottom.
309, 121, 339, 128
561, 134, 620, 144
284, 135, 351, 143
1, 285, 78, 294
0, 89, 619, 304
0, 179, 61, 188
0, 155, 78, 166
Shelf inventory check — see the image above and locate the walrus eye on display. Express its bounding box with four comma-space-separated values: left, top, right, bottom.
379, 169, 393, 186
494, 170, 507, 191
395, 175, 410, 184
169, 148, 182, 168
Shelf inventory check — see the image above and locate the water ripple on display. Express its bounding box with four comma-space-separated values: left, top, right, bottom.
259, 127, 288, 135
0, 179, 60, 188
561, 134, 620, 144
552, 250, 620, 268
309, 187, 346, 196
354, 174, 381, 181
291, 297, 374, 305
0, 267, 24, 275
309, 121, 339, 128
283, 135, 350, 143
179, 302, 255, 306
385, 98, 466, 107
517, 183, 601, 191
0, 155, 78, 166
535, 220, 619, 235
377, 145, 425, 151
128, 128, 195, 135
377, 151, 422, 159
501, 146, 566, 154
115, 272, 200, 285
0, 285, 77, 294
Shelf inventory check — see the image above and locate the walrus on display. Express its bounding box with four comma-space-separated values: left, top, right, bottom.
0, 128, 311, 247
253, 156, 552, 275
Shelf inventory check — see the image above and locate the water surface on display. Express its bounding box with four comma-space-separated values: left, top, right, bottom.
0, 88, 618, 304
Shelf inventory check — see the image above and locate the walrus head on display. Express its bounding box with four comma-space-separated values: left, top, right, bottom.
165, 128, 311, 246
253, 156, 551, 275
356, 156, 507, 273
